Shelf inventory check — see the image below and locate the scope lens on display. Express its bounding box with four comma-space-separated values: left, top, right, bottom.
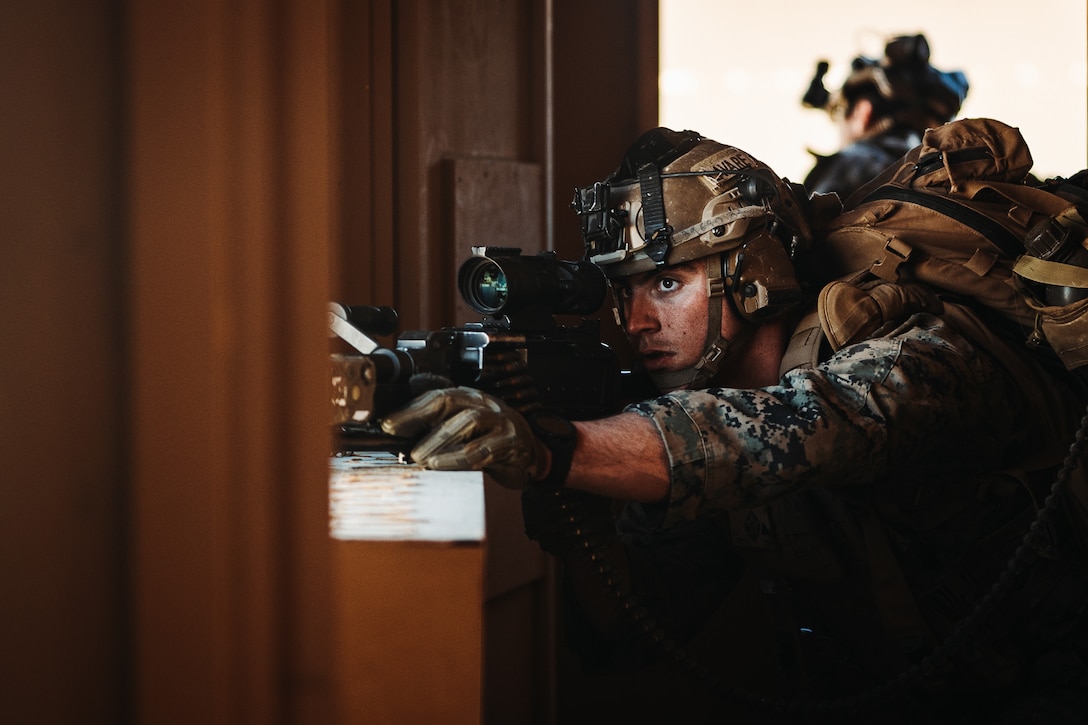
458, 250, 607, 318
473, 264, 508, 311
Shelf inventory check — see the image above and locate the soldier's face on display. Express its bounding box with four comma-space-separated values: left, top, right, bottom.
615, 259, 713, 374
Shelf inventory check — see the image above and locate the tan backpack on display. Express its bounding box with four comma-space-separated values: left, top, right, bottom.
793, 116, 1088, 623
810, 117, 1088, 358
782, 119, 1088, 447
781, 119, 1088, 688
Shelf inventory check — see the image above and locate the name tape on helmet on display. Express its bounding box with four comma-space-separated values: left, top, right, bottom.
690, 148, 763, 196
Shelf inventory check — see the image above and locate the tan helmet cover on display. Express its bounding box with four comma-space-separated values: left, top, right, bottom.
589, 140, 810, 322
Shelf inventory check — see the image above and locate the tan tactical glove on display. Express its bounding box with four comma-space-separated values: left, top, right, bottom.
380, 387, 549, 489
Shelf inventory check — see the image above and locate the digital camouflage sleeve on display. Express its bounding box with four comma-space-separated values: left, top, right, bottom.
627, 312, 1035, 529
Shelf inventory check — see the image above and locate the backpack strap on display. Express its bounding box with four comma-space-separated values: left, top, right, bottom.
780, 279, 946, 374
780, 309, 826, 374
860, 185, 1027, 257
1013, 255, 1088, 290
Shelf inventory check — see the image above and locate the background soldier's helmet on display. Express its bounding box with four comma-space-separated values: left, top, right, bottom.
571, 127, 813, 322
803, 33, 969, 133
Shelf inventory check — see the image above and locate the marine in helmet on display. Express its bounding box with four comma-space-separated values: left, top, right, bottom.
382, 128, 1088, 722
572, 127, 815, 392
802, 33, 969, 202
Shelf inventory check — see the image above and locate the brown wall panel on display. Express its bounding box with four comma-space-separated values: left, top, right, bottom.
552, 0, 659, 261
1, 1, 661, 723
126, 1, 333, 722
551, 0, 659, 365
338, 0, 396, 307
393, 0, 546, 330
0, 3, 126, 723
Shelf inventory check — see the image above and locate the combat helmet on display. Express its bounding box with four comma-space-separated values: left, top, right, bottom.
571, 127, 813, 389
803, 33, 969, 135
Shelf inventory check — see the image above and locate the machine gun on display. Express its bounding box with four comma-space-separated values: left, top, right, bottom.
329, 247, 628, 450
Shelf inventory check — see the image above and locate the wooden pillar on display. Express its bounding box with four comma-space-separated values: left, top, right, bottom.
126, 1, 333, 722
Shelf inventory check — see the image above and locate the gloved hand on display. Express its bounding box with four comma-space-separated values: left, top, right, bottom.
380, 387, 548, 489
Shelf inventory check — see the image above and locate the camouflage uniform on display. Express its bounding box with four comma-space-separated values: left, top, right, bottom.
561, 311, 1088, 723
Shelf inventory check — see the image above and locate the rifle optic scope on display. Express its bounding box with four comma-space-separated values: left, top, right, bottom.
457, 248, 607, 317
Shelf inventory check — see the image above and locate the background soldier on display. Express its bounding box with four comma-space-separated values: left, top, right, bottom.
802, 33, 969, 202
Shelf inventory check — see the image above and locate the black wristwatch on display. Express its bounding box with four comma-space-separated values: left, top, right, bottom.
526, 412, 577, 488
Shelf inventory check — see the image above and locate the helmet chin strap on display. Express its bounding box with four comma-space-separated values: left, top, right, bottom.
648, 335, 731, 392
649, 254, 743, 392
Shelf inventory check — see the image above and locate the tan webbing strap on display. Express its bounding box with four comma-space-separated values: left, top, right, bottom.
780, 310, 825, 375
1013, 255, 1088, 290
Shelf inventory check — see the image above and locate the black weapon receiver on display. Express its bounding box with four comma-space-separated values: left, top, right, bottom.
397, 247, 620, 420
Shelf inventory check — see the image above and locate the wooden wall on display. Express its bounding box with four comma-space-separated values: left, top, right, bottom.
1, 1, 656, 724
125, 1, 335, 723
0, 3, 126, 722
339, 0, 657, 331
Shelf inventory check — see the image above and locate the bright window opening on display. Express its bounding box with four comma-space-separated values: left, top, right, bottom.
661, 1, 1088, 182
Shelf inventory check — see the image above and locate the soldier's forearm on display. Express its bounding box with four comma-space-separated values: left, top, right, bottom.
566, 413, 670, 503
